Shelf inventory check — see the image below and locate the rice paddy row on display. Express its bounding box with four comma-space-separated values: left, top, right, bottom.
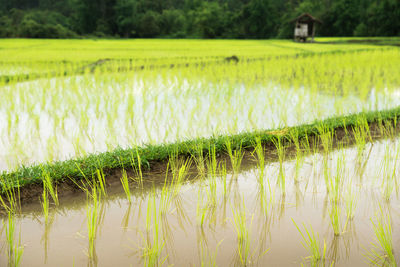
1, 111, 399, 266
0, 38, 399, 266
1, 40, 400, 174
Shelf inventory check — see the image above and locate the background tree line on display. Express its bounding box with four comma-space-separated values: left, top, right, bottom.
0, 0, 399, 38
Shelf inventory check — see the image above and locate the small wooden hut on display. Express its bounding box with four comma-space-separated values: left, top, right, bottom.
291, 13, 322, 42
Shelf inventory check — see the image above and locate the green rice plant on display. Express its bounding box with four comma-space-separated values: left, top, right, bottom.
327, 151, 345, 204
352, 123, 367, 160
170, 157, 191, 198
94, 167, 107, 197
4, 212, 24, 267
322, 155, 331, 194
130, 148, 144, 188
41, 210, 56, 264
252, 137, 265, 186
86, 184, 100, 260
199, 239, 223, 267
301, 134, 312, 155
381, 119, 396, 139
207, 173, 218, 211
342, 181, 358, 233
41, 168, 59, 206
159, 164, 174, 216
196, 188, 207, 228
329, 203, 342, 236
317, 124, 334, 155
272, 136, 286, 193
192, 143, 206, 177
292, 219, 326, 265
256, 180, 275, 218
206, 144, 218, 178
231, 199, 254, 266
120, 169, 132, 203
0, 176, 21, 214
218, 161, 228, 198
41, 185, 49, 223
289, 128, 304, 182
365, 206, 397, 266
225, 138, 244, 175
168, 149, 180, 176
141, 192, 167, 267
2, 42, 400, 182
380, 143, 399, 201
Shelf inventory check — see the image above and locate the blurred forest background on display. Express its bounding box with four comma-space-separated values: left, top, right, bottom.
0, 0, 399, 38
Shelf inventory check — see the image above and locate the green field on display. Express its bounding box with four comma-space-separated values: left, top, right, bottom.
0, 38, 399, 266
1, 38, 400, 173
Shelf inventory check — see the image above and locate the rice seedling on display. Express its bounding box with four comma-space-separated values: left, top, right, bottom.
381, 120, 396, 139
41, 185, 49, 223
42, 168, 59, 206
94, 167, 107, 197
131, 149, 144, 188
0, 176, 21, 214
1, 38, 400, 266
380, 142, 399, 201
159, 161, 190, 222
196, 187, 207, 228
292, 219, 326, 265
206, 144, 218, 178
317, 124, 334, 155
4, 212, 24, 267
170, 157, 192, 198
352, 122, 368, 160
225, 138, 244, 175
272, 136, 286, 193
192, 143, 206, 177
120, 169, 132, 203
329, 203, 342, 236
141, 192, 167, 267
231, 199, 255, 266
199, 239, 223, 267
342, 181, 358, 233
252, 137, 265, 185
289, 128, 304, 177
327, 150, 345, 204
218, 160, 228, 199
40, 210, 57, 264
365, 206, 397, 266
86, 183, 100, 260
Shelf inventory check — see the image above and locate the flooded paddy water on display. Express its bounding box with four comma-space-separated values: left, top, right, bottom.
1, 134, 399, 266
1, 71, 400, 172
1, 39, 400, 266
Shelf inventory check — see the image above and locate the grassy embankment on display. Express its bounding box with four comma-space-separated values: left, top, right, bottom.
1, 38, 399, 195
1, 105, 399, 193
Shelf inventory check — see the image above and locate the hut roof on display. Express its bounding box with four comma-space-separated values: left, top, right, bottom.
290, 13, 322, 24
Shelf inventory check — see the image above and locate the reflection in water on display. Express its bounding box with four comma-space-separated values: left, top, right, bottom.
0, 136, 399, 266
3, 212, 24, 267
41, 211, 56, 264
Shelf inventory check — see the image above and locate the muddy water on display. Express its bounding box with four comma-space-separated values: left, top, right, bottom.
1, 138, 400, 266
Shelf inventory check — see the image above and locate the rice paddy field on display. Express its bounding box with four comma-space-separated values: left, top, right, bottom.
0, 38, 400, 266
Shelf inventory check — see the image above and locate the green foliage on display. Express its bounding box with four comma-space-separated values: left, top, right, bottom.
1, 0, 399, 38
